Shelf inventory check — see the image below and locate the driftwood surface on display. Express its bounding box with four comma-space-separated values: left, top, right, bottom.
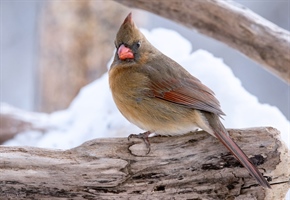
114, 0, 290, 84
0, 127, 289, 200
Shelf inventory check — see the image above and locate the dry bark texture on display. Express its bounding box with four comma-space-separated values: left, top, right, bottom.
114, 0, 290, 84
0, 127, 289, 200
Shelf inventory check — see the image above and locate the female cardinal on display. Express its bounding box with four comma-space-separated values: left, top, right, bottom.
109, 13, 270, 188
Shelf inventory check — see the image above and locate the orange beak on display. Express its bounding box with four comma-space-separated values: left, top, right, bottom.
118, 44, 134, 60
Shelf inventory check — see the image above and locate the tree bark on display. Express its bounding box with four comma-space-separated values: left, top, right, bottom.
37, 0, 130, 112
114, 0, 290, 84
0, 127, 289, 199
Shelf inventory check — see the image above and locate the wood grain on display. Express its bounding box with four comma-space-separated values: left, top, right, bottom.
0, 127, 289, 199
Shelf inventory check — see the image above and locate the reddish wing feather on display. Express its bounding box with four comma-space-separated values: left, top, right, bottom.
150, 77, 225, 116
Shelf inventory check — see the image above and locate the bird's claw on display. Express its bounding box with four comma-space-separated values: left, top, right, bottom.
128, 131, 151, 154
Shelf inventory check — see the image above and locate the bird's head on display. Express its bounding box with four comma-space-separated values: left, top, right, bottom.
113, 13, 153, 64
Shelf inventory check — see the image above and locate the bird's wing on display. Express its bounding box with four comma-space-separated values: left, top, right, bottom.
149, 76, 225, 116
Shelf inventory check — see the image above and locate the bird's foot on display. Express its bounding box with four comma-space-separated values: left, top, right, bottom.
128, 131, 152, 154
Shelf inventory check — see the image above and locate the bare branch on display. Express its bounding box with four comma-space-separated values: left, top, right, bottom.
0, 104, 47, 144
114, 0, 290, 84
0, 127, 289, 199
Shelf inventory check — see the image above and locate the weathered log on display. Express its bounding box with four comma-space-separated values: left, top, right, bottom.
0, 104, 47, 144
114, 0, 290, 84
0, 127, 289, 199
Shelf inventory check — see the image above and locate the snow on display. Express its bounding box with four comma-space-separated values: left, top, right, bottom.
2, 27, 290, 198
1, 102, 48, 127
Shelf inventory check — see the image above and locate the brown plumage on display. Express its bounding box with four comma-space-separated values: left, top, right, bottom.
109, 13, 271, 188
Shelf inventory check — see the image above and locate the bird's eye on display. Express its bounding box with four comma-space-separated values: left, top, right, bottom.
136, 41, 141, 48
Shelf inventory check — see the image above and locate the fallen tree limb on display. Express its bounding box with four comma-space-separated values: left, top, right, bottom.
114, 0, 290, 84
0, 127, 289, 199
0, 103, 48, 144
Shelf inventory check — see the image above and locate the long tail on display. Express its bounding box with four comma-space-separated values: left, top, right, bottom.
205, 113, 271, 188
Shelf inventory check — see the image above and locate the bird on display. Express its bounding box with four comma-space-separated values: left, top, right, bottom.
109, 13, 271, 188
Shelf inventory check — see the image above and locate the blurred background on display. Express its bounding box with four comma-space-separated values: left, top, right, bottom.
1, 0, 289, 120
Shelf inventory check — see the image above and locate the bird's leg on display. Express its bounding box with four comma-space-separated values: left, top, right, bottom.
128, 131, 152, 154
